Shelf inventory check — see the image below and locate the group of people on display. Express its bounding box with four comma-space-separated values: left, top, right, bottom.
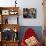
23, 8, 36, 18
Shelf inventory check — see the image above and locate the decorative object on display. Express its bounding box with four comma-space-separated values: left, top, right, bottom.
13, 32, 18, 41
1, 27, 19, 41
9, 10, 18, 15
13, 28, 18, 41
2, 28, 13, 41
5, 18, 8, 24
2, 10, 9, 15
23, 8, 37, 18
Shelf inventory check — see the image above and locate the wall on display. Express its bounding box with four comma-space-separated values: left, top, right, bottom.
18, 0, 44, 26
0, 0, 44, 26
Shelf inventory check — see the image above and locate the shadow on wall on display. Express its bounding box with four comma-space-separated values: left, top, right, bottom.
18, 26, 43, 44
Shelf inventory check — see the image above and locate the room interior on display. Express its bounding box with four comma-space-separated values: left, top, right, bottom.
0, 0, 45, 46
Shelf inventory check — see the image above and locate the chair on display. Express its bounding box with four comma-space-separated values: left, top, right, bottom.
21, 28, 41, 46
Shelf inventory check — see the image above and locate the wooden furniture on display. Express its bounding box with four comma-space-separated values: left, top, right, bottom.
43, 0, 46, 46
0, 7, 19, 46
43, 0, 46, 26
0, 7, 19, 24
0, 24, 19, 31
2, 41, 19, 46
0, 41, 2, 46
1, 24, 20, 46
44, 27, 46, 46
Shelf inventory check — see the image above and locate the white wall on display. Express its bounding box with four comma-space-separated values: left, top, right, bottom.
18, 0, 44, 26
0, 0, 44, 26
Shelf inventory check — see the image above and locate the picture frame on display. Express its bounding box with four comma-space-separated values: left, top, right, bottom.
9, 10, 18, 15
2, 10, 9, 15
1, 28, 18, 41
2, 16, 8, 24
23, 8, 37, 18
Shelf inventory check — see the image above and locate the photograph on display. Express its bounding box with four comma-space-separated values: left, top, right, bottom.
23, 8, 37, 18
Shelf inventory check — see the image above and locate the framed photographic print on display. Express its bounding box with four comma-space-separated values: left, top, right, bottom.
9, 10, 18, 15
23, 8, 37, 18
2, 10, 9, 15
10, 11, 15, 15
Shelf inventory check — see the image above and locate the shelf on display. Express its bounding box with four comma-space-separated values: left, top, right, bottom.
0, 7, 19, 24
2, 40, 19, 43
0, 24, 20, 31
0, 7, 19, 46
